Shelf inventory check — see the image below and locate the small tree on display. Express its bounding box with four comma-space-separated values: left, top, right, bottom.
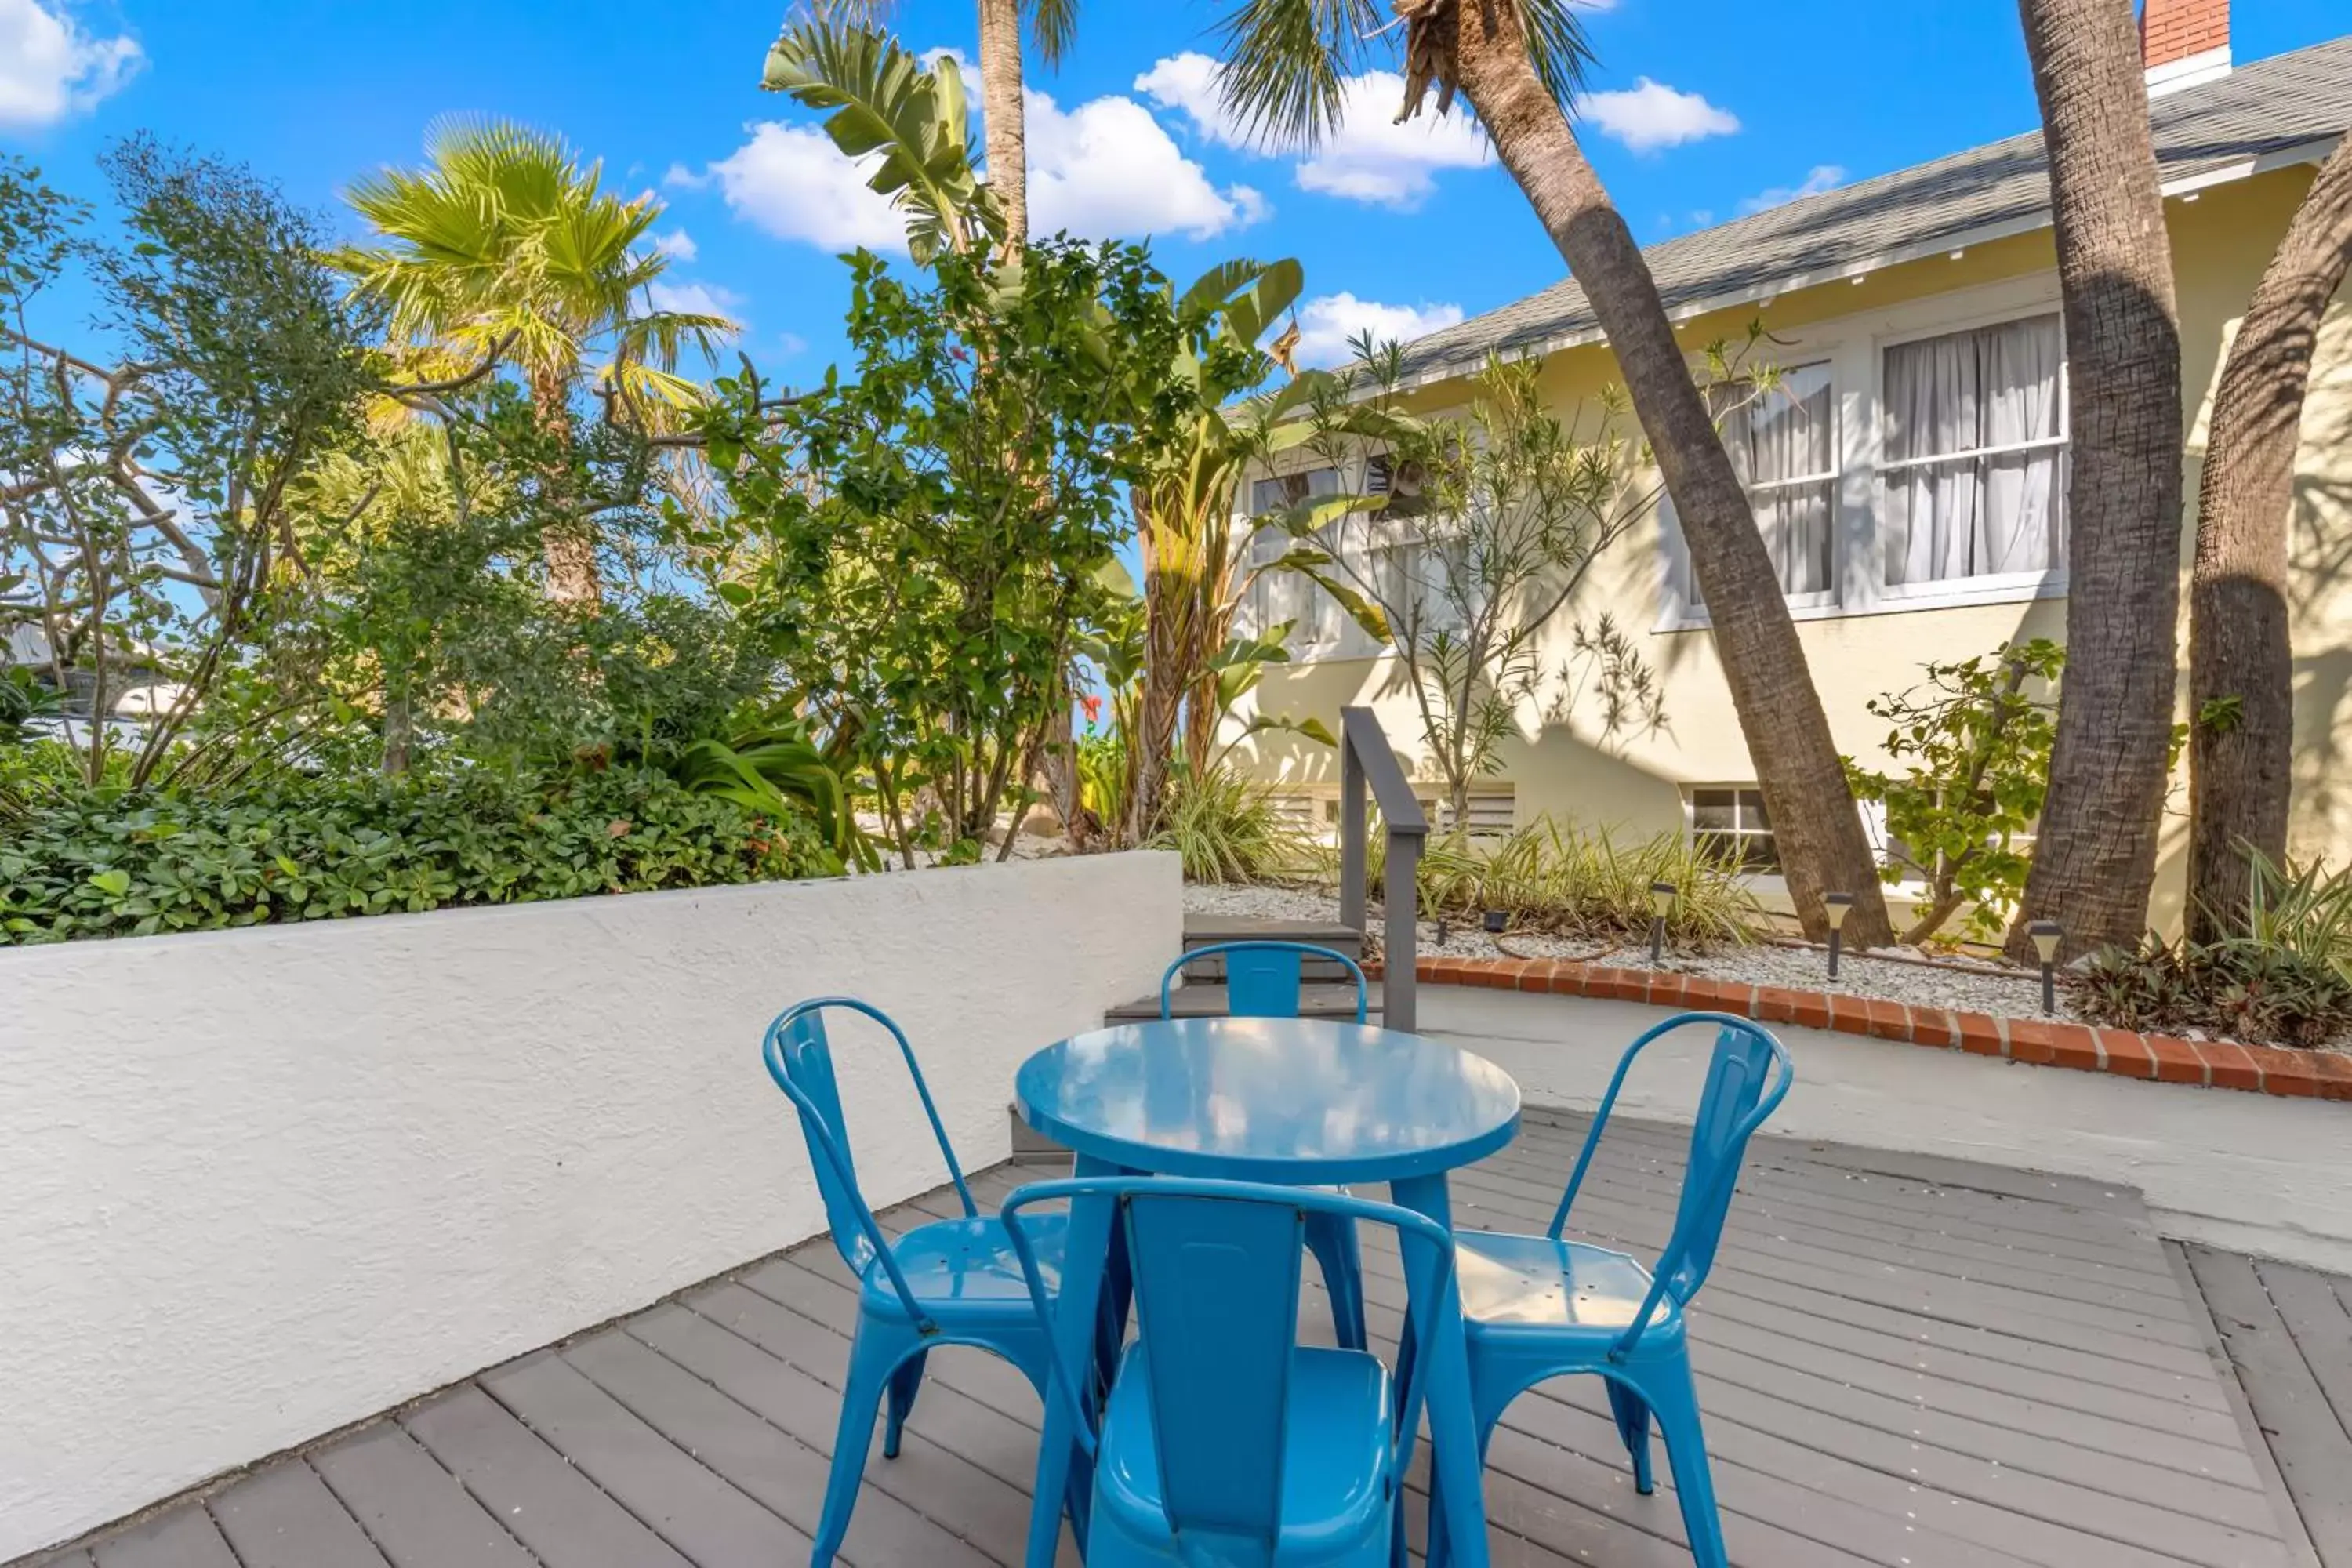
0, 142, 380, 788
1270, 339, 1653, 826
1846, 640, 2063, 946
701, 239, 1149, 866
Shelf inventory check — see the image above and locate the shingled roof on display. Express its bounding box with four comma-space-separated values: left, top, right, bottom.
1394, 33, 2352, 384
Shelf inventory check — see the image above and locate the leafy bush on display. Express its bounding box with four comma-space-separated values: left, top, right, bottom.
2241, 849, 2352, 982
0, 765, 828, 946
1148, 766, 1315, 884
1410, 817, 1764, 951
1844, 639, 2062, 945
2071, 935, 2352, 1048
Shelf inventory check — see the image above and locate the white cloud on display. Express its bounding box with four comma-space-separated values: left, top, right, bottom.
1574, 78, 1739, 153
650, 227, 699, 263
1291, 292, 1465, 368
645, 278, 743, 328
0, 0, 142, 131
777, 331, 808, 357
681, 71, 1266, 252
1137, 51, 1487, 209
1024, 85, 1264, 240
1738, 164, 1846, 215
670, 122, 908, 255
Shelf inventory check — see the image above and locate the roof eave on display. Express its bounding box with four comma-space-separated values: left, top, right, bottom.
1399, 128, 2347, 391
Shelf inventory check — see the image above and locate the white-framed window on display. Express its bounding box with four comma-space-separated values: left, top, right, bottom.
1878, 312, 2068, 593
1686, 785, 1780, 872
1684, 361, 1840, 610
1237, 456, 1465, 662
1657, 277, 2072, 629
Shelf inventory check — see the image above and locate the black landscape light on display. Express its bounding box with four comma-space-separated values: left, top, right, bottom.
1824, 892, 1856, 980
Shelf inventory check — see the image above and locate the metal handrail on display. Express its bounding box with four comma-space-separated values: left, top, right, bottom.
1338, 706, 1427, 1032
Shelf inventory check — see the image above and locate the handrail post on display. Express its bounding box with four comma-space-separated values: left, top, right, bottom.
1385, 828, 1420, 1033
1338, 707, 1427, 1036
1340, 733, 1367, 935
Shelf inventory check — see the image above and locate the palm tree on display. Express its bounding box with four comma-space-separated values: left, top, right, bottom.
2187, 138, 2352, 939
338, 118, 731, 604
1206, 0, 1892, 945
2007, 0, 2185, 961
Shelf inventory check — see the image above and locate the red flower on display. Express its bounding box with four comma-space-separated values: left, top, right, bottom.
1080, 693, 1103, 724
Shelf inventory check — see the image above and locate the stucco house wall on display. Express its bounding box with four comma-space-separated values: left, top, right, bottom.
1228, 162, 2352, 935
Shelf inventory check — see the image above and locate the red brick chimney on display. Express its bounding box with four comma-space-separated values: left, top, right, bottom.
2142, 0, 2232, 96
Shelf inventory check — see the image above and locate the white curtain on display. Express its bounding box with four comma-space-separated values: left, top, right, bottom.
1700, 363, 1836, 601
1882, 315, 2067, 585
1245, 467, 1344, 648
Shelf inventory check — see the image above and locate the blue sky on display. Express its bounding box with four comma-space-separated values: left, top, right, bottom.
4, 0, 2346, 382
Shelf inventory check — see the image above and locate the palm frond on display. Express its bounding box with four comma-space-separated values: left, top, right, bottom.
763, 19, 1004, 264
1210, 0, 1384, 148
1516, 0, 1599, 115
1028, 0, 1080, 67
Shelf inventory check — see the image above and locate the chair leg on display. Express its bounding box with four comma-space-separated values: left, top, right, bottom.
1606, 1377, 1656, 1495
1305, 1212, 1367, 1350
1634, 1354, 1729, 1568
883, 1349, 928, 1460
1426, 1376, 1508, 1568
814, 1321, 904, 1568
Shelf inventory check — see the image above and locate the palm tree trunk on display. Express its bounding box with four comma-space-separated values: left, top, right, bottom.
2007, 0, 2184, 963
1452, 5, 1891, 946
976, 0, 1028, 253
2187, 140, 2352, 941
530, 373, 600, 606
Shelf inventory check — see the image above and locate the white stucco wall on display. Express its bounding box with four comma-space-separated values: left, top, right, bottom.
1423, 986, 2352, 1276
0, 852, 1179, 1562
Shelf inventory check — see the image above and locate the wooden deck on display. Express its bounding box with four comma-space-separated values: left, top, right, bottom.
24, 1116, 2317, 1568
2187, 1244, 2352, 1566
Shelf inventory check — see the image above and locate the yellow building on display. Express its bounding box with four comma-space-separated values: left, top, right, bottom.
1226, 21, 2352, 936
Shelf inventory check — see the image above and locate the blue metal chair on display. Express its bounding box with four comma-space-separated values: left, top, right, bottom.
1160, 939, 1372, 1352
764, 997, 1066, 1568
1428, 1013, 1793, 1568
1003, 1175, 1455, 1568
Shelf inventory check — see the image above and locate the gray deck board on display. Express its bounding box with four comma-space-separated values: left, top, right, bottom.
28, 1116, 2313, 1568
2188, 1244, 2352, 1568
480, 1348, 807, 1567
209, 1462, 388, 1568
401, 1383, 694, 1568
85, 1510, 238, 1568
310, 1422, 539, 1568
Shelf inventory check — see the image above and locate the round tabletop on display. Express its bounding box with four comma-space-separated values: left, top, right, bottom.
1015, 1016, 1523, 1185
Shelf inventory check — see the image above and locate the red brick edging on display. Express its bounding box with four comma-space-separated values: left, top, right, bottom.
1362, 954, 2352, 1102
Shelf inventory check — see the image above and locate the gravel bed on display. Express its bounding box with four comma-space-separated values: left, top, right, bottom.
1185, 880, 2082, 1027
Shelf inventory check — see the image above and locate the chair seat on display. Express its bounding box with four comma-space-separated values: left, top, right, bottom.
1095, 1341, 1398, 1553
862, 1214, 1068, 1319
1455, 1231, 1683, 1341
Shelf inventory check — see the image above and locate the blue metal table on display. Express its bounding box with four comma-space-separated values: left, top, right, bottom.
1014, 1015, 1523, 1568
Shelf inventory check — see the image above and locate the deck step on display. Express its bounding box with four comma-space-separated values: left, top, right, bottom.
1104, 983, 1374, 1023
1178, 913, 1364, 980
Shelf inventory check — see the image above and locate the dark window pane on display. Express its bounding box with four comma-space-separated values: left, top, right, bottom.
1743, 833, 1782, 871
1740, 789, 1770, 829
1692, 789, 1737, 831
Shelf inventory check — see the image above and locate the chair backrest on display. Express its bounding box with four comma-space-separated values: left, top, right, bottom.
1661, 1021, 1785, 1301
1546, 1012, 1791, 1352
762, 997, 975, 1294
1160, 940, 1368, 1023
1001, 1178, 1453, 1564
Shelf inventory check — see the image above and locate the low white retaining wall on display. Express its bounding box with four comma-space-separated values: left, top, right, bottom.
1424, 986, 2352, 1276
0, 852, 1179, 1562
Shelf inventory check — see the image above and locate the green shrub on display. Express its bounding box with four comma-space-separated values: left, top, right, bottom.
2241, 849, 2352, 982
1148, 766, 1314, 884
2072, 935, 2352, 1048
0, 765, 829, 946
1410, 817, 1764, 951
